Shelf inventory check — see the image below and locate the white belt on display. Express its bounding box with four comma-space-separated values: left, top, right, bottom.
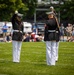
48, 30, 56, 32
13, 30, 22, 33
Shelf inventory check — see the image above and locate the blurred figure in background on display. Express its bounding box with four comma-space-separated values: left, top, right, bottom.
2, 22, 8, 42
60, 23, 65, 41
32, 23, 38, 35
71, 26, 74, 42
67, 25, 74, 42
23, 33, 31, 42
66, 23, 72, 41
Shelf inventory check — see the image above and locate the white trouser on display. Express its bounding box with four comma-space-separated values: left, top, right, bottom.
55, 42, 59, 61
46, 41, 59, 65
12, 41, 22, 62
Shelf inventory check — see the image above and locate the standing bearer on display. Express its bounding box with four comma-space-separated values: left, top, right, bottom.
44, 11, 60, 65
11, 11, 24, 63
50, 6, 60, 62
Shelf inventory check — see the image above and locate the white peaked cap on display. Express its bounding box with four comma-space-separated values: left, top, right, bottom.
46, 11, 54, 15
50, 6, 54, 9
17, 13, 23, 17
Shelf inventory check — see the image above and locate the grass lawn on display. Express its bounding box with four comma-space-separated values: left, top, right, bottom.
0, 42, 74, 75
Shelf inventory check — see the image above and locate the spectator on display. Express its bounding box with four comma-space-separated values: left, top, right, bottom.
31, 32, 36, 42
71, 26, 74, 42
6, 33, 12, 42
32, 23, 38, 34
2, 22, 8, 42
68, 26, 74, 42
66, 23, 72, 41
23, 33, 31, 42
60, 24, 65, 41
35, 34, 40, 42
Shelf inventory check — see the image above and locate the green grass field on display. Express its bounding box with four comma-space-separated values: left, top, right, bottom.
0, 42, 74, 75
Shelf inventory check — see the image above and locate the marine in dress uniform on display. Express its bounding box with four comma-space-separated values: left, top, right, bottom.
44, 11, 60, 65
11, 11, 24, 63
49, 6, 59, 62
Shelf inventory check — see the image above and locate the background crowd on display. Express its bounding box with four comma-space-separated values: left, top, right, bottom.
0, 22, 74, 42
60, 23, 74, 42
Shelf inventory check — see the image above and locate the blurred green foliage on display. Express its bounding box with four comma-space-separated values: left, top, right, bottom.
0, 0, 74, 23
0, 0, 37, 21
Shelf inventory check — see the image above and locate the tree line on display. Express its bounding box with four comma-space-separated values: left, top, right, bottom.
0, 0, 37, 21
0, 0, 74, 23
